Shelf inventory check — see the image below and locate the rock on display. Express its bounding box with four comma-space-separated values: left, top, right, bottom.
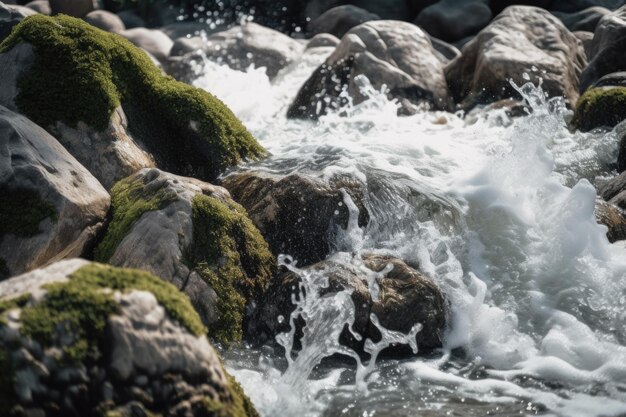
202, 23, 304, 79
308, 5, 380, 38
25, 0, 50, 15
445, 6, 586, 109
83, 10, 125, 33
221, 171, 369, 266
95, 168, 276, 344
249, 254, 447, 356
288, 20, 451, 119
351, 0, 412, 20
430, 36, 461, 63
116, 9, 144, 29
306, 33, 340, 49
574, 30, 594, 58
161, 21, 214, 39
0, 106, 109, 280
579, 6, 626, 92
596, 200, 626, 242
553, 6, 610, 32
0, 15, 265, 187
121, 27, 173, 62
0, 2, 36, 41
0, 260, 258, 417
415, 0, 492, 42
598, 170, 626, 202
48, 0, 97, 17
572, 86, 626, 131
551, 0, 624, 13
489, 0, 553, 15
169, 35, 205, 57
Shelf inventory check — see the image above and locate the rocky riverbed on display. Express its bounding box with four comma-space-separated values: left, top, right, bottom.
1, 0, 626, 416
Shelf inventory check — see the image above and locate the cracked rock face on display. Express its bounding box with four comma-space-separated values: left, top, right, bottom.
0, 106, 110, 279
0, 259, 258, 417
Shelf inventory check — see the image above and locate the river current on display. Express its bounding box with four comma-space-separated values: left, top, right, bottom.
191, 45, 626, 417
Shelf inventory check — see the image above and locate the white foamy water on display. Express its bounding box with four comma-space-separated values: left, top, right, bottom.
192, 49, 626, 417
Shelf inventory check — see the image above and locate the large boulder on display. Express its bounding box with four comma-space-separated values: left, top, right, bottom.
308, 5, 380, 38
249, 254, 447, 357
553, 6, 610, 32
221, 171, 369, 267
288, 20, 451, 119
95, 169, 276, 345
351, 0, 412, 20
579, 6, 626, 92
445, 6, 586, 109
0, 260, 258, 417
0, 2, 36, 41
0, 15, 266, 188
48, 0, 97, 17
25, 0, 50, 15
415, 0, 492, 42
83, 9, 125, 33
202, 23, 304, 79
0, 106, 109, 280
551, 0, 624, 13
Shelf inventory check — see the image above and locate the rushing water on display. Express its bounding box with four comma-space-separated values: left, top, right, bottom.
191, 45, 626, 416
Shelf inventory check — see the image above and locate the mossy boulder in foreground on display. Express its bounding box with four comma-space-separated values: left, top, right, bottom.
573, 86, 626, 131
0, 14, 265, 188
95, 168, 276, 344
0, 259, 258, 417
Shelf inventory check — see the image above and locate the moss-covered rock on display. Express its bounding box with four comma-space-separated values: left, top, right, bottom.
0, 259, 258, 417
95, 169, 276, 345
573, 86, 626, 131
0, 14, 266, 185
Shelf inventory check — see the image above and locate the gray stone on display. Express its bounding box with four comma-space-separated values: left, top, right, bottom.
306, 33, 340, 49
25, 0, 50, 15
121, 27, 173, 62
202, 23, 304, 79
0, 2, 36, 41
552, 0, 624, 13
49, 0, 98, 18
0, 107, 109, 278
553, 6, 610, 32
415, 0, 492, 42
288, 20, 451, 119
446, 6, 586, 109
308, 5, 380, 38
117, 9, 144, 29
596, 199, 626, 242
83, 10, 125, 33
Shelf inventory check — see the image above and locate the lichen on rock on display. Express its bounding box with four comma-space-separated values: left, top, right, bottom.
0, 14, 266, 183
0, 260, 258, 417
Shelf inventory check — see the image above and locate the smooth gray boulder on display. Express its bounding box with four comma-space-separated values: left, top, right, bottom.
552, 0, 624, 13
415, 0, 492, 42
25, 0, 50, 15
288, 20, 451, 119
48, 0, 97, 17
121, 27, 173, 61
0, 260, 258, 417
83, 9, 125, 33
0, 2, 36, 41
202, 22, 304, 79
0, 106, 109, 279
445, 6, 586, 108
308, 5, 380, 38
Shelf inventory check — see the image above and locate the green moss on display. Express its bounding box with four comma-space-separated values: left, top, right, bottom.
18, 263, 205, 363
198, 374, 259, 417
0, 186, 56, 239
573, 87, 626, 131
186, 195, 275, 345
0, 15, 266, 180
95, 175, 177, 262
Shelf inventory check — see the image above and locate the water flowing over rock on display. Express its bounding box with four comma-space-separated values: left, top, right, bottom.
221, 170, 369, 266
0, 15, 266, 188
445, 5, 586, 108
308, 5, 380, 38
288, 20, 451, 119
0, 106, 109, 279
249, 254, 446, 357
202, 23, 304, 79
580, 5, 626, 92
415, 0, 492, 42
95, 168, 276, 344
0, 260, 258, 417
